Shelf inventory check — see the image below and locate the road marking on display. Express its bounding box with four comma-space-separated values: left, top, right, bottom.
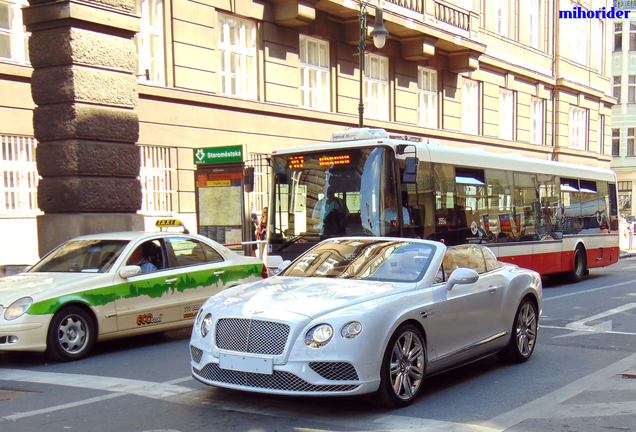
544, 280, 636, 302
0, 369, 195, 400
2, 393, 122, 422
541, 324, 636, 336
482, 352, 636, 430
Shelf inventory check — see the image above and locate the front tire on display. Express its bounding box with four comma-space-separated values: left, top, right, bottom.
46, 306, 96, 362
498, 298, 538, 363
372, 324, 426, 408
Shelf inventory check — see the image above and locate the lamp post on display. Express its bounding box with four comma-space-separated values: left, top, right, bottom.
358, 1, 389, 128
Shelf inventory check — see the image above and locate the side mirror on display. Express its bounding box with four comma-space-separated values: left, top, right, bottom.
402, 157, 419, 184
244, 167, 255, 193
278, 260, 292, 273
446, 267, 479, 291
119, 265, 142, 279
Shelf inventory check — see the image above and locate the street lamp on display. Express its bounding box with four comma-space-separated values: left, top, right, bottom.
358, 1, 389, 128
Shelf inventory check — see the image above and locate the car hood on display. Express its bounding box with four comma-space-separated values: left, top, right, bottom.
0, 272, 110, 305
205, 276, 412, 320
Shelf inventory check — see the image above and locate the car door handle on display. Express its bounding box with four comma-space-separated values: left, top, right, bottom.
488, 286, 499, 293
214, 271, 225, 276
165, 278, 179, 284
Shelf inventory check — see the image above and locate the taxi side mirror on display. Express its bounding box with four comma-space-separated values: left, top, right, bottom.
119, 265, 142, 279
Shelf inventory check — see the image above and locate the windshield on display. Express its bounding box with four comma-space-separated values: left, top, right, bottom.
270, 147, 399, 258
280, 239, 436, 282
30, 240, 129, 273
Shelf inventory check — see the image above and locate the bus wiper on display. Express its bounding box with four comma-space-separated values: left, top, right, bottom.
279, 233, 323, 250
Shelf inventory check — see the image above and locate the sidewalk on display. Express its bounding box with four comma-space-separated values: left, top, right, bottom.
620, 249, 636, 259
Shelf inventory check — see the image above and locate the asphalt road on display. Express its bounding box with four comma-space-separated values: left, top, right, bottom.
2, 258, 636, 432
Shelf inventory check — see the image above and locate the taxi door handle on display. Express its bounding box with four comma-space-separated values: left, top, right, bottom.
488, 286, 499, 294
165, 277, 179, 284
214, 271, 225, 276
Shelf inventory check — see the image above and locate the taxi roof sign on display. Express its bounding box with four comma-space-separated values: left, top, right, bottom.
331, 128, 390, 142
155, 219, 189, 234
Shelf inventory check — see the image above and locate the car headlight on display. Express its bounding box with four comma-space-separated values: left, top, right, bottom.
4, 297, 33, 321
341, 321, 363, 339
304, 324, 334, 348
195, 308, 204, 327
200, 313, 212, 338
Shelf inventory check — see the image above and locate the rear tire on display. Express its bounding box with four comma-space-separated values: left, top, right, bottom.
46, 306, 96, 362
372, 324, 426, 408
498, 298, 538, 364
566, 246, 587, 283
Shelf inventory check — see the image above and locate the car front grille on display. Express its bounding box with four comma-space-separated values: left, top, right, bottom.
308, 362, 359, 381
193, 363, 360, 393
215, 318, 290, 355
190, 345, 203, 364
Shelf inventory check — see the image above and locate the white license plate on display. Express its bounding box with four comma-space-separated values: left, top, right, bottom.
219, 353, 273, 375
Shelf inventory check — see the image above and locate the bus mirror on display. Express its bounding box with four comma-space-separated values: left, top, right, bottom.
403, 157, 419, 184
244, 167, 255, 193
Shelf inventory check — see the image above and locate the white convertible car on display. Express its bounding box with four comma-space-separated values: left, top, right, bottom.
190, 237, 542, 407
0, 222, 264, 362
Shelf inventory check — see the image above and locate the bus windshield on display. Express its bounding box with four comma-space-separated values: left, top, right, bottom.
270, 147, 400, 258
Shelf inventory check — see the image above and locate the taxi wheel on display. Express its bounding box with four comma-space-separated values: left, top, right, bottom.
372, 324, 426, 408
46, 306, 96, 362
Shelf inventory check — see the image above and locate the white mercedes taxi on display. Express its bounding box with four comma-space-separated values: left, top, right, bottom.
0, 220, 264, 361
190, 237, 542, 407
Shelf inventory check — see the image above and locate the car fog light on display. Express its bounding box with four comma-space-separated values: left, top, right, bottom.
8, 336, 18, 344
304, 324, 334, 348
200, 313, 212, 338
341, 321, 363, 339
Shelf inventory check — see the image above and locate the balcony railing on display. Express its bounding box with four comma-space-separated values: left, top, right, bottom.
384, 0, 423, 14
434, 1, 470, 31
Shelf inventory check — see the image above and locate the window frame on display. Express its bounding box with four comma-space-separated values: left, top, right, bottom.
139, 145, 176, 216
135, 0, 165, 85
299, 35, 330, 112
218, 14, 257, 100
364, 52, 389, 121
530, 97, 544, 145
0, 0, 29, 64
568, 106, 588, 151
616, 22, 624, 52
612, 128, 621, 157
418, 67, 438, 128
498, 88, 514, 140
461, 78, 480, 135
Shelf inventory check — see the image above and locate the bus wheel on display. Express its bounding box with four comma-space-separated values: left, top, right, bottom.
567, 246, 587, 283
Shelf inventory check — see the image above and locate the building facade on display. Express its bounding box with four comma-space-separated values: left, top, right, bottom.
611, 3, 636, 218
0, 0, 615, 264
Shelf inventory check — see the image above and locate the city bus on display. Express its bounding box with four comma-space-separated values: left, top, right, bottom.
267, 128, 619, 281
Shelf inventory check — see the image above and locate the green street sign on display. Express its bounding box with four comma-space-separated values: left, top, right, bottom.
194, 145, 243, 164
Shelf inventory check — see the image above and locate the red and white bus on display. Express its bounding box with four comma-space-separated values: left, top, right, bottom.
267, 128, 619, 281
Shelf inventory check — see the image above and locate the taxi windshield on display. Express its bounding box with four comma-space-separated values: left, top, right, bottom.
30, 240, 129, 273
280, 239, 436, 282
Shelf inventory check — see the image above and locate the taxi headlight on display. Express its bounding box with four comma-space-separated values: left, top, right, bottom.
341, 321, 363, 339
200, 313, 212, 338
304, 324, 333, 348
4, 297, 33, 321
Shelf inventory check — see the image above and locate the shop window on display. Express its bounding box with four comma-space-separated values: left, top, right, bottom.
139, 145, 175, 215
0, 135, 39, 215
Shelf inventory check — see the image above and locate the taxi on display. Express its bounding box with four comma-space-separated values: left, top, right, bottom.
0, 220, 264, 361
